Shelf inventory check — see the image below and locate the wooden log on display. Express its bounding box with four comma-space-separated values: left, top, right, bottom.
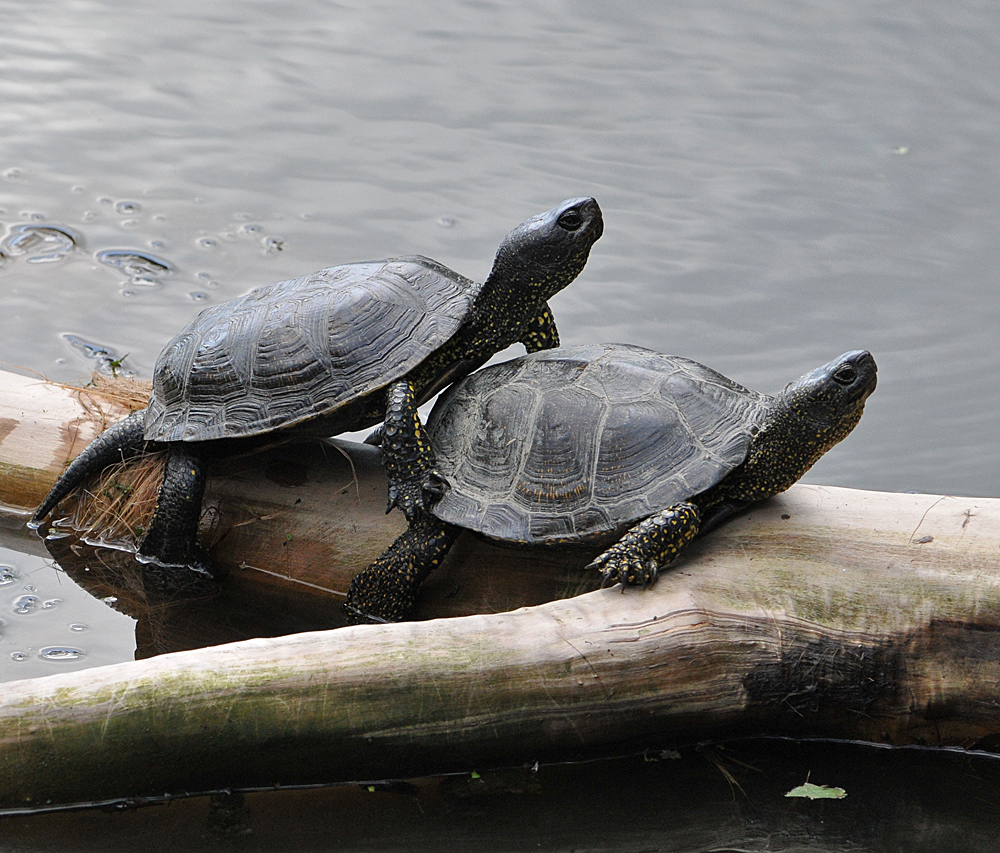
0, 485, 999, 811
0, 370, 135, 512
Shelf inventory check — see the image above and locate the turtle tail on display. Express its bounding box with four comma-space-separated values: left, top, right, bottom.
29, 409, 150, 528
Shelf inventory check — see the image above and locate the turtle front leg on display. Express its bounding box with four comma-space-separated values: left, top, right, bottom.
519, 303, 560, 353
344, 516, 461, 623
135, 445, 217, 592
587, 502, 701, 589
381, 378, 448, 521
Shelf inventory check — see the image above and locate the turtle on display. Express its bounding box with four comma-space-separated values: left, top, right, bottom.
344, 343, 877, 622
30, 198, 604, 588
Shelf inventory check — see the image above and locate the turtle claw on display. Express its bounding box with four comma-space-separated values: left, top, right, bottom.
343, 602, 393, 625
386, 470, 450, 521
422, 469, 450, 498
589, 550, 658, 589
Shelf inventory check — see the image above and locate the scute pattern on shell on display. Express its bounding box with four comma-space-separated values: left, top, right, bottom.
145, 257, 479, 442
427, 343, 770, 545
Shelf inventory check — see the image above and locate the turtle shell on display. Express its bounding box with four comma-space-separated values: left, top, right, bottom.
144, 256, 479, 442
427, 343, 771, 545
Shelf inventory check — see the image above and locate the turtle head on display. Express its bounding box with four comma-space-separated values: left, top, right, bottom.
487, 197, 603, 300
700, 350, 876, 516
774, 349, 878, 461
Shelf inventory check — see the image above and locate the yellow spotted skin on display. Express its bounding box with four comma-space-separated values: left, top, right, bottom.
520, 308, 561, 353
345, 516, 460, 624
381, 378, 450, 521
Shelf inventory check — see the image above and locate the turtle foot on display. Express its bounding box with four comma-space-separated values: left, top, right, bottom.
134, 546, 219, 595
136, 522, 219, 594
342, 601, 398, 626
587, 502, 701, 590
589, 553, 659, 589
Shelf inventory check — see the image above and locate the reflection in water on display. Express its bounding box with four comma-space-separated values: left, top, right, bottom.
2, 739, 999, 851
41, 534, 340, 659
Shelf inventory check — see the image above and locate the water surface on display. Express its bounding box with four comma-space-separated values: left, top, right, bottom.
1, 0, 998, 844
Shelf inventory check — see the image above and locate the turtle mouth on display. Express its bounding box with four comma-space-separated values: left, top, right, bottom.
860, 372, 877, 398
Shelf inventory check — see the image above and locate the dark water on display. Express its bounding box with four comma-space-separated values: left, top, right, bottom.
1, 0, 999, 845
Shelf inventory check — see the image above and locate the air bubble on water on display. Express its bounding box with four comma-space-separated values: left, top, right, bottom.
101, 596, 118, 606
97, 248, 171, 275
262, 236, 284, 253
42, 598, 62, 609
98, 197, 113, 205
4, 168, 23, 181
23, 584, 35, 593
115, 200, 141, 215
0, 566, 17, 585
190, 292, 208, 301
437, 217, 457, 228
150, 239, 165, 249
10, 652, 27, 662
13, 595, 38, 614
2, 223, 82, 263
71, 185, 85, 194
40, 647, 83, 661
198, 236, 218, 249
240, 223, 262, 235
96, 249, 172, 290
119, 219, 139, 229
70, 623, 87, 632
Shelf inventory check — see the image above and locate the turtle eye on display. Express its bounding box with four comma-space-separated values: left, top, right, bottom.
557, 209, 584, 231
833, 364, 858, 386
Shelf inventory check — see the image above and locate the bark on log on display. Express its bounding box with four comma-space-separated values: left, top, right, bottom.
0, 484, 999, 811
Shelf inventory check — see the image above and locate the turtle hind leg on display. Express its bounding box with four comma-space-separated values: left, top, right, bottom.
587, 502, 702, 589
135, 444, 217, 593
380, 378, 449, 522
29, 410, 149, 529
344, 515, 460, 624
